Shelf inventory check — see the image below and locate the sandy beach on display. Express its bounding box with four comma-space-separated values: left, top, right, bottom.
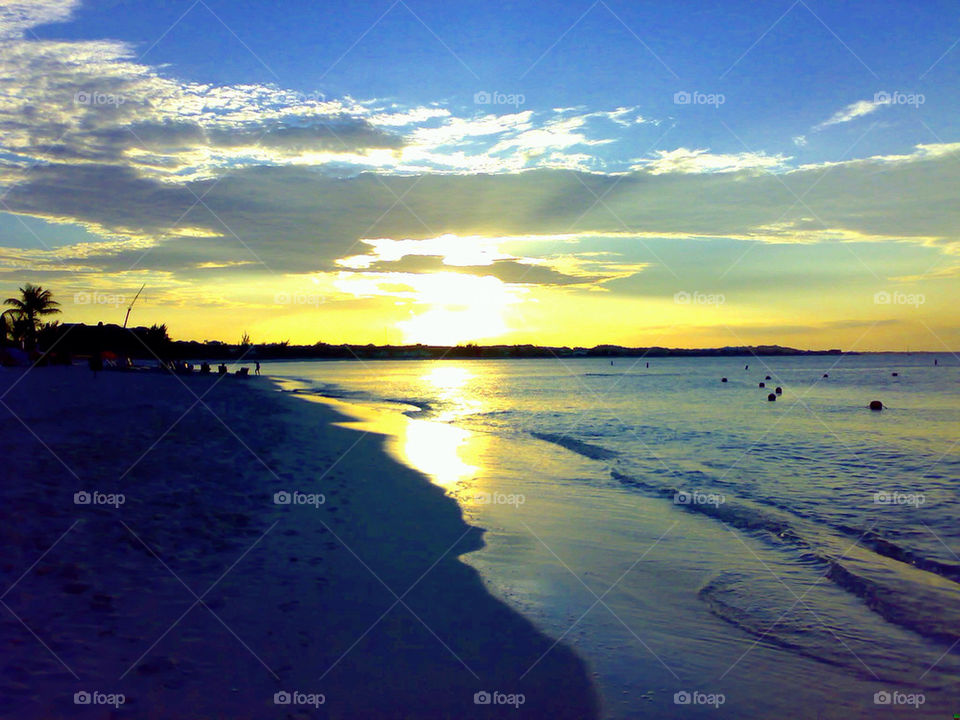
0, 365, 599, 718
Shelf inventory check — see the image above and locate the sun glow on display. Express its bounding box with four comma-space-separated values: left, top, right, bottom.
395, 273, 520, 345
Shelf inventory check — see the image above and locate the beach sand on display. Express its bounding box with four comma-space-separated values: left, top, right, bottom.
0, 365, 599, 718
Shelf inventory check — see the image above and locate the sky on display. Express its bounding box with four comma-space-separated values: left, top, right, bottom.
0, 0, 957, 350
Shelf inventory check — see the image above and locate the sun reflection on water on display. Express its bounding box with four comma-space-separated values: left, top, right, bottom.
317, 363, 488, 500
403, 363, 479, 487
401, 419, 476, 487
421, 364, 482, 422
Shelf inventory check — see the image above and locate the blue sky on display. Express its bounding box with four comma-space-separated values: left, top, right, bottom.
35, 0, 956, 160
1, 0, 958, 348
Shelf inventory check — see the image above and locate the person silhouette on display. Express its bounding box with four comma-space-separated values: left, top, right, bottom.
255, 361, 261, 376
88, 351, 102, 378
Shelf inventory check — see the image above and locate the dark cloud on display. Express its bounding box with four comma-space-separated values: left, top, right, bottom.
3, 151, 958, 280
210, 119, 404, 153
71, 117, 404, 163
359, 254, 605, 286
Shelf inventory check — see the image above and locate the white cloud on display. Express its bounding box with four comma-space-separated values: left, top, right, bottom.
794, 141, 960, 172
406, 112, 533, 148
0, 0, 79, 39
636, 148, 791, 175
367, 106, 451, 126
813, 99, 881, 130
488, 114, 611, 157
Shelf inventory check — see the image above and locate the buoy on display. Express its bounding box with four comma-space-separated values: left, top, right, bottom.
775, 386, 782, 395
767, 393, 776, 401
765, 375, 771, 380
823, 373, 829, 378
869, 400, 883, 411
759, 382, 765, 388
891, 372, 898, 377
721, 377, 728, 382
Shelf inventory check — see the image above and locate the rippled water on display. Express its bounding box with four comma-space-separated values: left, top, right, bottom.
265, 353, 959, 717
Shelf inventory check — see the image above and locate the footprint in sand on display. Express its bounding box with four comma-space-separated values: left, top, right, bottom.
90, 593, 113, 611
136, 656, 176, 676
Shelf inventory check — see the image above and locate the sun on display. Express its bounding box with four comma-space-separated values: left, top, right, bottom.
395, 272, 519, 345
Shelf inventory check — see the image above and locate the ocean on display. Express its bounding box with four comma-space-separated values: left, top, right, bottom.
263, 353, 959, 718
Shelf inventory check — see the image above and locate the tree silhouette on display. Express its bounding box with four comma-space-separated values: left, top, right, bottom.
3, 284, 61, 349
144, 323, 170, 357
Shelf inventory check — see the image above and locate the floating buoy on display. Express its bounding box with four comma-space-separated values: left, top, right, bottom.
765, 375, 771, 380
775, 386, 782, 395
721, 377, 728, 383
891, 372, 898, 377
759, 382, 765, 388
869, 400, 883, 411
767, 393, 776, 401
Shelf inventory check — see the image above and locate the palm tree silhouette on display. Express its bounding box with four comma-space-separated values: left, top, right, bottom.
3, 284, 61, 350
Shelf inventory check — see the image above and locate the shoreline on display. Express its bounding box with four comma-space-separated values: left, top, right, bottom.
1, 365, 600, 718
267, 357, 960, 718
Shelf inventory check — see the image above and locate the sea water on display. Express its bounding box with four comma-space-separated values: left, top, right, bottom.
265, 353, 959, 718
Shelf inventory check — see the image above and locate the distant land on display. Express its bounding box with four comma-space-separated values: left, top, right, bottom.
40, 323, 849, 361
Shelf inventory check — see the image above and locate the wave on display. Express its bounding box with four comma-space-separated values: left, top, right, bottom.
531, 432, 619, 460
699, 571, 960, 685
837, 525, 960, 583
287, 386, 366, 402
283, 383, 433, 418
384, 396, 433, 416
611, 469, 960, 644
